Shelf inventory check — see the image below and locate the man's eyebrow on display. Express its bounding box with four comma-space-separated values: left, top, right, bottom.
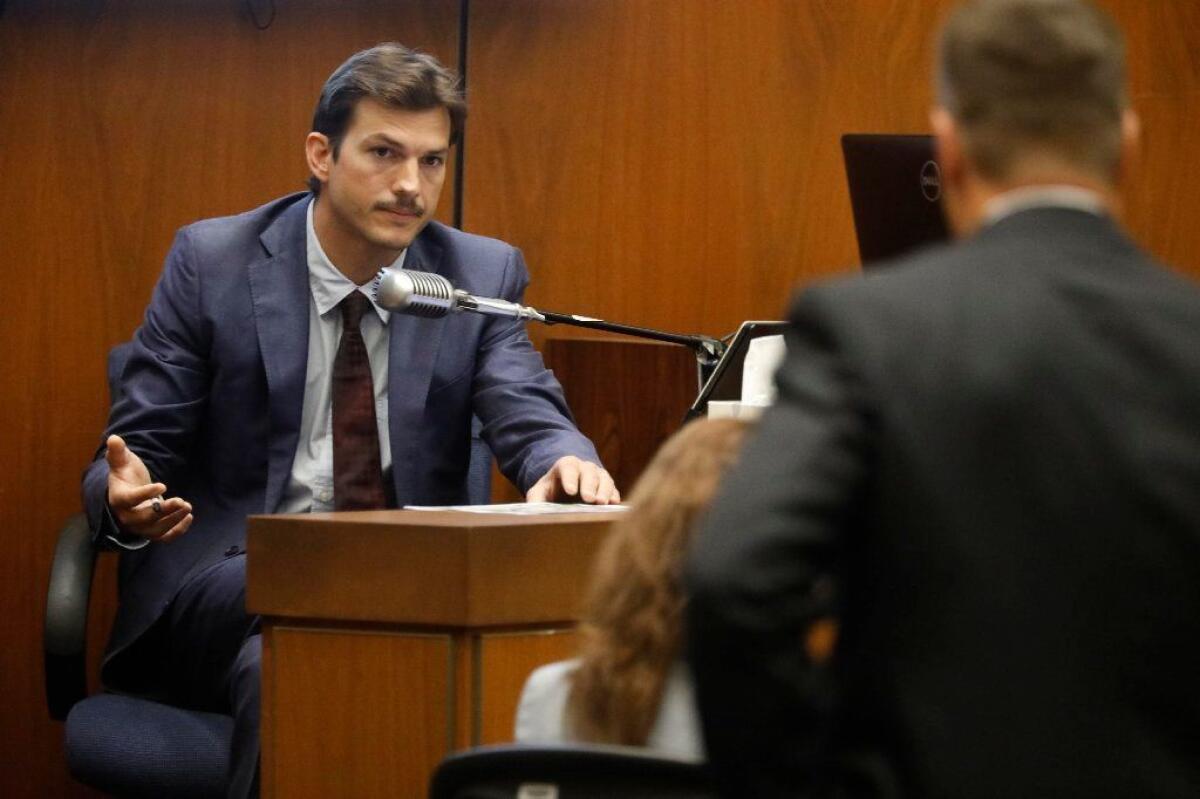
363, 133, 407, 150
363, 134, 449, 157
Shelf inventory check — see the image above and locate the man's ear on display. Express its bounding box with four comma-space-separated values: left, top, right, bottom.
1115, 108, 1141, 188
930, 107, 976, 237
305, 132, 333, 188
930, 107, 964, 185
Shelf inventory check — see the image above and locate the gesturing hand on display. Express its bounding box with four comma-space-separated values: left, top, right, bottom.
105, 434, 193, 543
526, 456, 621, 505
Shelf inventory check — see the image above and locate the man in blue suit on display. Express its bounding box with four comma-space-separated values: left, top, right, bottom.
81, 43, 617, 797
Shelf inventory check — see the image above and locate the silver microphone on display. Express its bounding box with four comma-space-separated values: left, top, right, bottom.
373, 268, 457, 318
373, 268, 546, 322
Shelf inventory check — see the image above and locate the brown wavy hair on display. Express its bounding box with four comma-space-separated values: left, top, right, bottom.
566, 417, 752, 744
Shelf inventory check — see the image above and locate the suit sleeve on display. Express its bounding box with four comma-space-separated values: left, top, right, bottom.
470, 247, 601, 492
685, 286, 871, 797
80, 228, 212, 547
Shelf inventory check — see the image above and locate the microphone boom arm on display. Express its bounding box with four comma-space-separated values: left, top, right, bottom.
530, 309, 725, 391
374, 266, 727, 389
459, 294, 726, 389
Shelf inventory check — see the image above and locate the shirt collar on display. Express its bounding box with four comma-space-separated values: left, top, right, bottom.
305, 198, 406, 323
982, 185, 1109, 228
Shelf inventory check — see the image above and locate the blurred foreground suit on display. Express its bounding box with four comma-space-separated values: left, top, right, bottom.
687, 205, 1200, 798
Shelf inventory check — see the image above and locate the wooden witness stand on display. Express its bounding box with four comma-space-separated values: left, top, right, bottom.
246, 509, 620, 797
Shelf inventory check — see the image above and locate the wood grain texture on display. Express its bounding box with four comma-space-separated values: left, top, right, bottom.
477, 630, 579, 744
464, 0, 955, 344
0, 1, 459, 795
464, 0, 1200, 356
1099, 0, 1200, 276
263, 626, 453, 798
544, 337, 698, 495
247, 509, 616, 625
253, 513, 598, 795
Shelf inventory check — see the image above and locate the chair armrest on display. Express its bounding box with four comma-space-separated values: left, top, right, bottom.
44, 513, 97, 720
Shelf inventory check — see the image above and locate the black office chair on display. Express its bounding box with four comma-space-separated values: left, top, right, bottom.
44, 534, 236, 794
45, 343, 235, 797
429, 743, 718, 799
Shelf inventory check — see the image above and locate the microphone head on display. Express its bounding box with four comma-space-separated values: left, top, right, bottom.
373, 268, 456, 318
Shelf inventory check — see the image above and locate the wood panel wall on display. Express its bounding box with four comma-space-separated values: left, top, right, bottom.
465, 0, 1200, 350
0, 1, 459, 795
2, 0, 1198, 795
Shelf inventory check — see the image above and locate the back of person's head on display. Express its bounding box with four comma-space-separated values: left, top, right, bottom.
307, 43, 466, 194
938, 0, 1128, 183
567, 418, 752, 746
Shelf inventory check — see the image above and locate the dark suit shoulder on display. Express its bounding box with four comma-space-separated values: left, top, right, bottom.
178, 189, 307, 239
796, 209, 1197, 342
792, 209, 1200, 417
176, 192, 310, 264
419, 221, 523, 297
794, 239, 975, 345
421, 221, 518, 262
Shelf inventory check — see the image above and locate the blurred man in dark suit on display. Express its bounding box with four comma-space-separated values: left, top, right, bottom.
687, 1, 1200, 796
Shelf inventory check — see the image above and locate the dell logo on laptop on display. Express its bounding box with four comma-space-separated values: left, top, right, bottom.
919, 160, 942, 202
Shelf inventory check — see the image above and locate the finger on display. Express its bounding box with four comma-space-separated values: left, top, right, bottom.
525, 476, 551, 503
557, 458, 581, 498
124, 498, 191, 537
143, 504, 192, 540
611, 485, 622, 504
578, 463, 601, 503
594, 470, 618, 504
105, 435, 128, 468
154, 512, 194, 544
112, 481, 168, 510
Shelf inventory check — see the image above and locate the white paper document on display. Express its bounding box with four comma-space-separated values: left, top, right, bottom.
403, 502, 628, 515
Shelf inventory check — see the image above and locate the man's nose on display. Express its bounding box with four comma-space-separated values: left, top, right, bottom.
391, 157, 420, 195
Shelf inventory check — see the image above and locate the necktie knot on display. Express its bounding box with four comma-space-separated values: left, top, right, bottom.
339, 291, 372, 330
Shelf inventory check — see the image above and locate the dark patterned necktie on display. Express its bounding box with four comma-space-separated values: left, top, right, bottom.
332, 291, 387, 510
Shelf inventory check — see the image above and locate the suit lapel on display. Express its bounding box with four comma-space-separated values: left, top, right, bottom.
387, 230, 447, 505
248, 200, 311, 513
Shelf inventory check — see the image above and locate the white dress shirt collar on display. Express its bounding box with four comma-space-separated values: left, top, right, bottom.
982, 185, 1108, 228
305, 198, 404, 323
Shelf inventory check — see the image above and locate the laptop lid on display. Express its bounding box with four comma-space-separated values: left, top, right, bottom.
841, 133, 950, 266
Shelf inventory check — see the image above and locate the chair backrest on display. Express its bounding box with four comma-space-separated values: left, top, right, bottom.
429, 743, 717, 799
44, 513, 97, 720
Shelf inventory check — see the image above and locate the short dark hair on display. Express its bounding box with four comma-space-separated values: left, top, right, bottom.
938, 0, 1127, 181
307, 43, 466, 194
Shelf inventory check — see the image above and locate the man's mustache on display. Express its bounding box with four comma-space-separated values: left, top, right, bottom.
377, 200, 424, 215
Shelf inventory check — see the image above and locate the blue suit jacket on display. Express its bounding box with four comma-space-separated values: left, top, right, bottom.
81, 192, 599, 679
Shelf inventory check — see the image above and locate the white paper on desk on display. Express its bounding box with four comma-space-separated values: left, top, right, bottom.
403, 502, 628, 515
741, 334, 787, 405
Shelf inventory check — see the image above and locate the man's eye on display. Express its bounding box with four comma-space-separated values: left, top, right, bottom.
422, 155, 445, 167
372, 147, 394, 158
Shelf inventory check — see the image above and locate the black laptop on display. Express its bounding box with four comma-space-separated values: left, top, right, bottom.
841, 133, 950, 266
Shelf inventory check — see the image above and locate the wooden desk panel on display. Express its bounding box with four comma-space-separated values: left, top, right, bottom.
478, 630, 579, 745
263, 627, 453, 798
247, 510, 614, 625
249, 510, 617, 797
